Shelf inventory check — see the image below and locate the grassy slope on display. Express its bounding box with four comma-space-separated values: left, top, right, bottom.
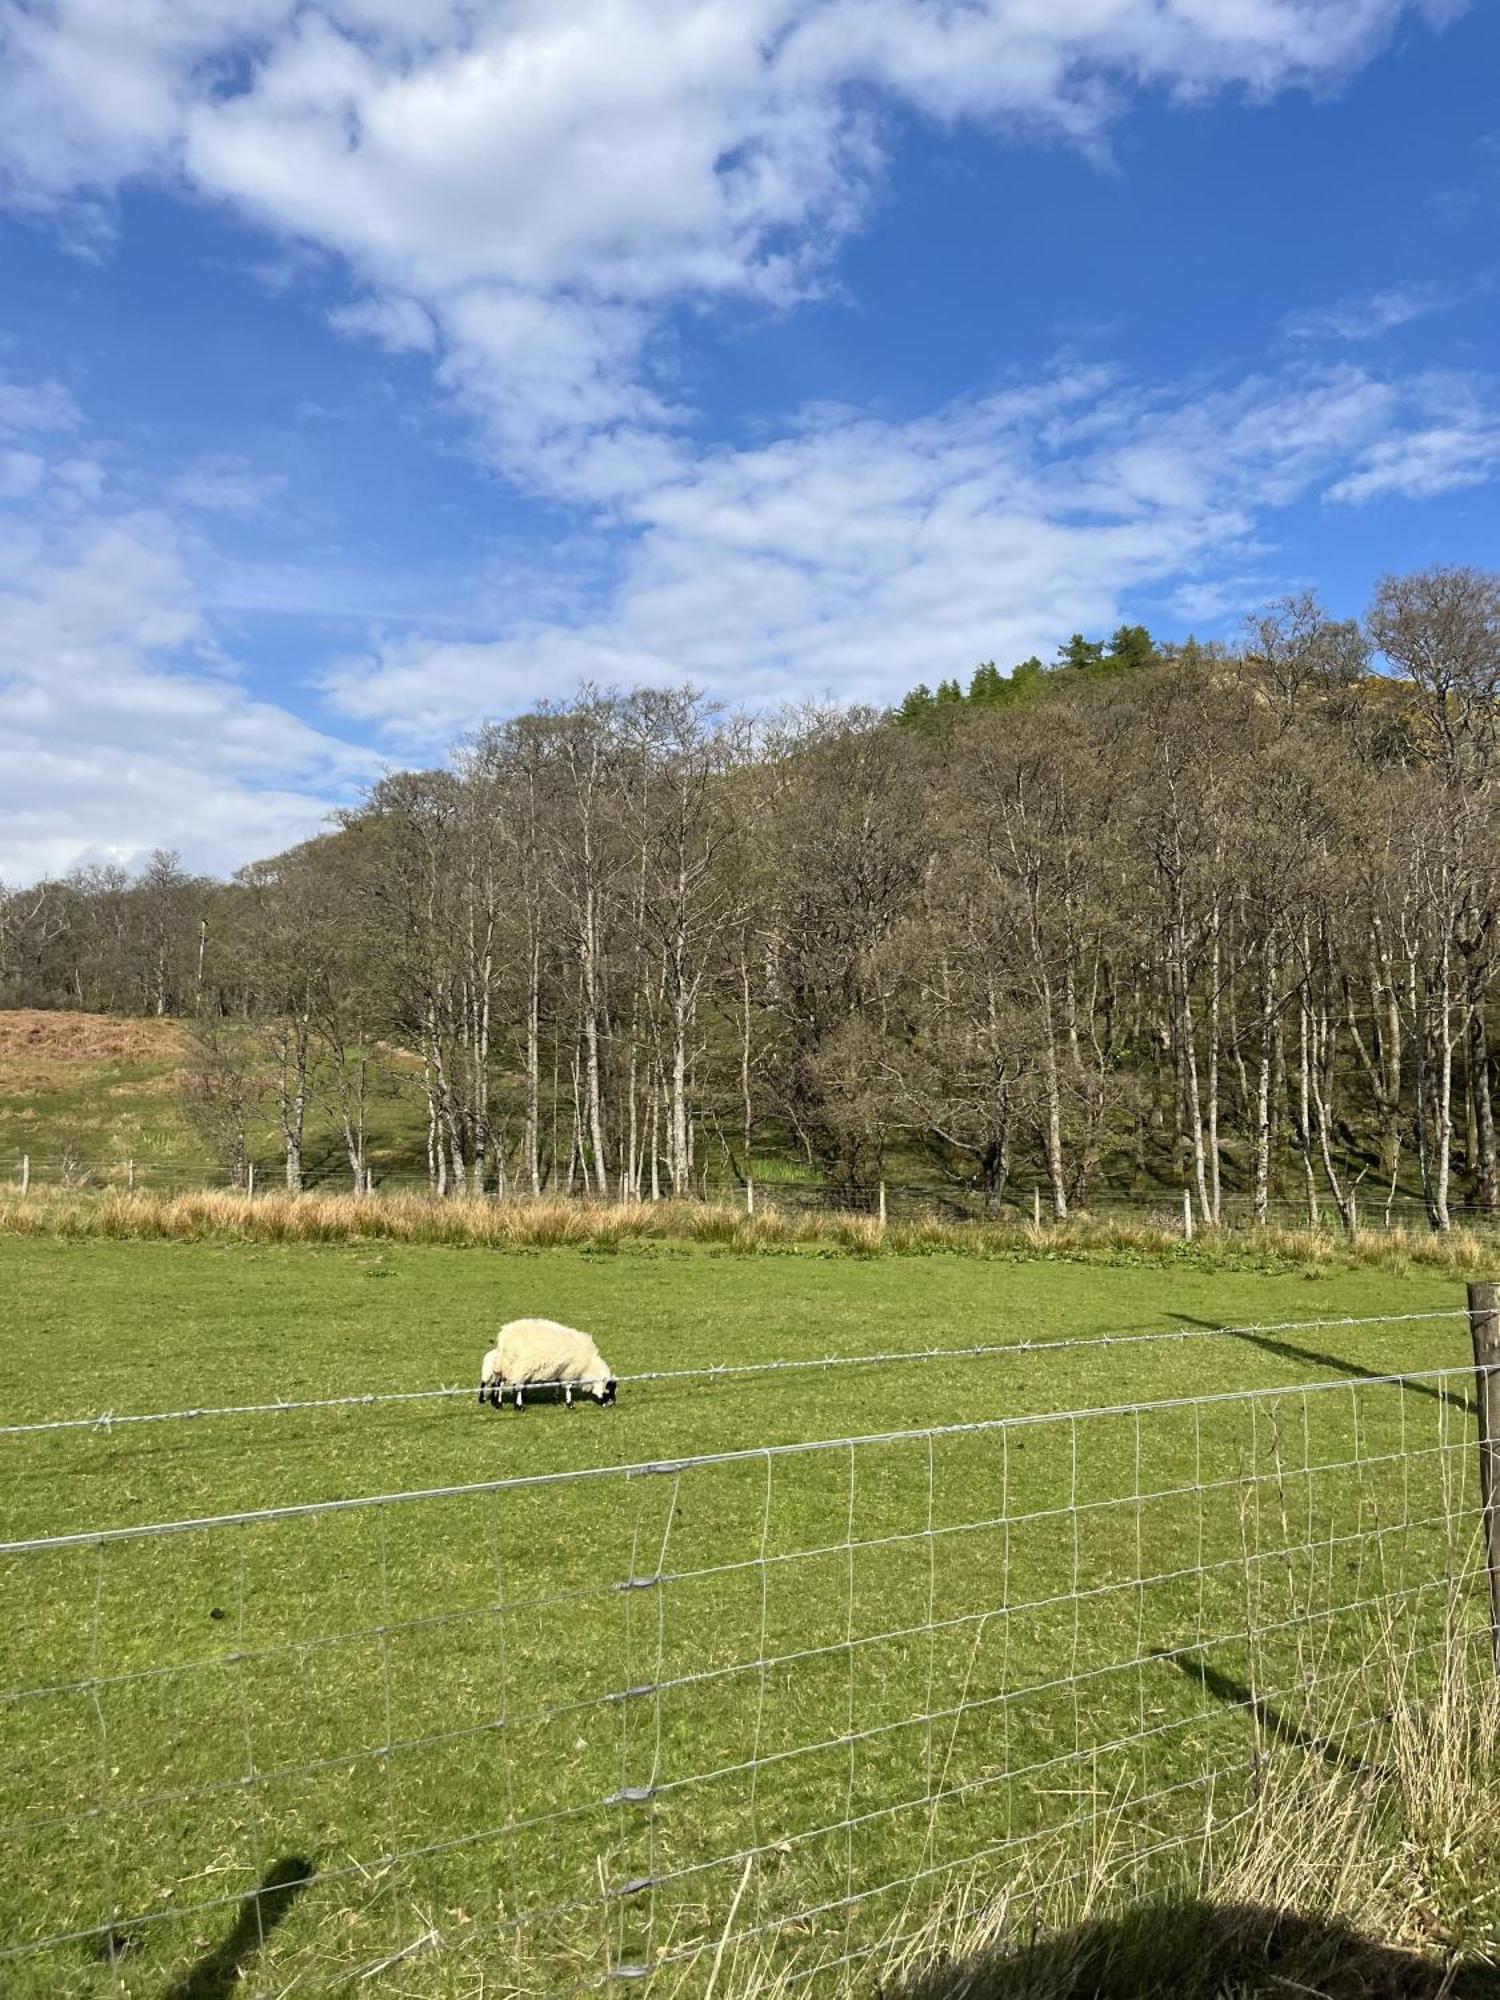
0, 1239, 1483, 1997
0, 1011, 433, 1189
0, 1012, 196, 1175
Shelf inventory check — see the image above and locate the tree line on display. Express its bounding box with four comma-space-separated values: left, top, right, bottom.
2, 566, 1497, 1228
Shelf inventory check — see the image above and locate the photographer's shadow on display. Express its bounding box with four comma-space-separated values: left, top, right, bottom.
889, 1899, 1500, 1999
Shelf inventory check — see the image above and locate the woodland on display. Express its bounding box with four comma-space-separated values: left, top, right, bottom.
2, 565, 1497, 1229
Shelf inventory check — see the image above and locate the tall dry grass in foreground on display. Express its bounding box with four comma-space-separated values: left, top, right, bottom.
676, 1615, 1500, 2000
0, 1184, 1494, 1272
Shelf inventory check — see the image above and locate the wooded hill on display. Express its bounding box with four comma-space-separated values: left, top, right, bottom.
1, 566, 1497, 1227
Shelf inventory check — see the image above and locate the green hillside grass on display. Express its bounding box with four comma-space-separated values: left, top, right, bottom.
0, 1239, 1486, 1996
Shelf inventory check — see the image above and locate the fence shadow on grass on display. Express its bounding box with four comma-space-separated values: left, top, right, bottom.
887, 1900, 1500, 2000
1158, 1649, 1374, 1780
1168, 1313, 1474, 1419
162, 1856, 314, 2000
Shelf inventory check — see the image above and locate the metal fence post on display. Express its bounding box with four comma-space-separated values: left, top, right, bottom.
1468, 1280, 1500, 1676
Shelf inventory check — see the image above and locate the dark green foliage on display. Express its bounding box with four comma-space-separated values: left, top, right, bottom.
893, 626, 1158, 728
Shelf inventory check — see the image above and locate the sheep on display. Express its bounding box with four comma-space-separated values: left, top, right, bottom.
478, 1317, 618, 1411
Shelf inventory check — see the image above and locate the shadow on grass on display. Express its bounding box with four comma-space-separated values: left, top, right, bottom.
162, 1857, 314, 2000
1160, 1648, 1374, 1779
887, 1900, 1500, 1999
1169, 1312, 1474, 1419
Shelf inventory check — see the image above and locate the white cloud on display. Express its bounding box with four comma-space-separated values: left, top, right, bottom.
168, 455, 289, 516
1327, 424, 1500, 502
325, 357, 1488, 743
327, 293, 436, 355
0, 377, 81, 432
1284, 283, 1451, 343
0, 429, 372, 880
0, 0, 1465, 492
1325, 372, 1500, 502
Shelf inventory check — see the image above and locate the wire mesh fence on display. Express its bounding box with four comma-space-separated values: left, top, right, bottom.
1, 1342, 1491, 1997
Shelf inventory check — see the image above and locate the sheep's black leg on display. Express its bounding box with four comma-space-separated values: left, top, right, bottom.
477, 1383, 487, 1406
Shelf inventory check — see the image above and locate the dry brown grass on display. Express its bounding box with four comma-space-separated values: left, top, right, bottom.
0, 1008, 185, 1066
0, 1182, 1493, 1273
0, 1008, 186, 1099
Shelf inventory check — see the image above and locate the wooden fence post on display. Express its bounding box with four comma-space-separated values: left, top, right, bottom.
745, 1176, 755, 1216
20, 1154, 29, 1197
1182, 1188, 1194, 1243
878, 1181, 887, 1228
1468, 1280, 1500, 1677
1032, 1187, 1041, 1229
126, 1155, 135, 1195
246, 1162, 255, 1200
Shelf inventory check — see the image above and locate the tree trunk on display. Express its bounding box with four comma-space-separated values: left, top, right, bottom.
524, 934, 542, 1196
580, 892, 610, 1197
1470, 970, 1498, 1216
1252, 932, 1276, 1226
1206, 890, 1222, 1225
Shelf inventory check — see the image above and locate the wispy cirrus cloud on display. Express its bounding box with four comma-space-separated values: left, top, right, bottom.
324, 357, 1499, 745
1284, 282, 1453, 343
0, 376, 81, 434
167, 455, 290, 517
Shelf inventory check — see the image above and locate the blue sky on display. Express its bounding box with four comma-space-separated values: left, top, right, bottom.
0, 0, 1495, 879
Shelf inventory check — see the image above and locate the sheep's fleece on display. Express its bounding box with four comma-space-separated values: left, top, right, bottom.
479, 1318, 617, 1408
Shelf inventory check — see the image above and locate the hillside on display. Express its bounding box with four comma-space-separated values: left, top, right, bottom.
0, 1006, 1470, 1230
0, 1011, 196, 1183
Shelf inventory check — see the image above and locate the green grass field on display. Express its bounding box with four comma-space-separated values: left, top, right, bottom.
0, 1239, 1487, 1998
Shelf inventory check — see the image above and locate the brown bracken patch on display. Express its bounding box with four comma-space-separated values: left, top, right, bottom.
0, 1010, 186, 1071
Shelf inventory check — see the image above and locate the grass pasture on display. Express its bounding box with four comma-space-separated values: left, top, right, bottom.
0, 1239, 1490, 1997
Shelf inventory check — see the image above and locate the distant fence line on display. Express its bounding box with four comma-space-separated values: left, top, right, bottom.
3, 1295, 1499, 1993
3, 1146, 1497, 1234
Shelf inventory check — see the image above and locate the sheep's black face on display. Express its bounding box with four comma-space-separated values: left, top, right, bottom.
599, 1379, 618, 1407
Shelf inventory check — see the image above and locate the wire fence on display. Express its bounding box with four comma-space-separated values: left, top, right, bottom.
1, 1328, 1493, 1996
0, 1309, 1470, 1442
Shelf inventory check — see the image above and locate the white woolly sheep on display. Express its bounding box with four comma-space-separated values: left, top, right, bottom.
478, 1318, 618, 1411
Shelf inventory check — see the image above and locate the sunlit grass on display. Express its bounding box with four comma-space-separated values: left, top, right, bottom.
0, 1236, 1487, 1996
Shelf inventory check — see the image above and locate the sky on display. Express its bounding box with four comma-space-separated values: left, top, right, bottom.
0, 0, 1496, 882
